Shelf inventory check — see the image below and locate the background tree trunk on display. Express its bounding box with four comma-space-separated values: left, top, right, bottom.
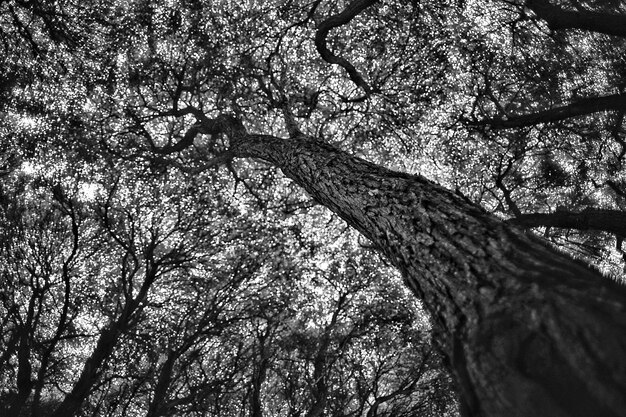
231, 133, 626, 417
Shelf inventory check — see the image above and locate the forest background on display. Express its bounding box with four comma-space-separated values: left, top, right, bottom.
2, 0, 626, 416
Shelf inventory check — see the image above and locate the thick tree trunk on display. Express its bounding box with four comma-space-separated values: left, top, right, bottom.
230, 133, 626, 417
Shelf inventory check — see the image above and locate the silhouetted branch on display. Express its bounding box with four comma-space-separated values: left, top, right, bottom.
163, 151, 235, 174
50, 254, 161, 417
151, 113, 245, 154
494, 158, 522, 217
606, 180, 626, 200
526, 0, 626, 37
315, 0, 377, 94
281, 98, 302, 138
473, 93, 626, 129
509, 208, 626, 236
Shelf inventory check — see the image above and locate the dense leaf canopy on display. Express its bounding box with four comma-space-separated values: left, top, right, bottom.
1, 0, 626, 416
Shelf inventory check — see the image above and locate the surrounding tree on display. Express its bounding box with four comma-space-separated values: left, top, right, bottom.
2, 0, 626, 416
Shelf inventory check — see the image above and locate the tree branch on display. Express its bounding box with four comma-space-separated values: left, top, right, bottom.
315, 0, 377, 94
281, 98, 302, 138
526, 0, 626, 37
165, 151, 235, 174
508, 208, 626, 236
151, 114, 245, 154
473, 93, 626, 129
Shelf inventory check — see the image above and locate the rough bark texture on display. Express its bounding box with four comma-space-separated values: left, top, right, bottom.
526, 0, 626, 37
229, 132, 626, 417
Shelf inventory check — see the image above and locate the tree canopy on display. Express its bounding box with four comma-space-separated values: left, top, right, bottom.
2, 0, 626, 416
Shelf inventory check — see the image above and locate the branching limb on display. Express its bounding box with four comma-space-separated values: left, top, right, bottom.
281, 98, 302, 138
151, 113, 246, 155
508, 208, 626, 236
315, 0, 377, 94
526, 0, 626, 37
226, 162, 267, 206
609, 112, 626, 162
472, 93, 626, 129
164, 151, 235, 174
142, 111, 246, 174
606, 180, 626, 200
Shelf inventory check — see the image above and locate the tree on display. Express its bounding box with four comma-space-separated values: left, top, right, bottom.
1, 158, 445, 416
144, 111, 626, 417
3, 0, 626, 416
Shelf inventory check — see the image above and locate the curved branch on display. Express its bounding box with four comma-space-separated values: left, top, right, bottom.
474, 93, 626, 129
165, 151, 235, 174
315, 0, 377, 94
509, 208, 626, 236
526, 0, 626, 37
152, 114, 246, 154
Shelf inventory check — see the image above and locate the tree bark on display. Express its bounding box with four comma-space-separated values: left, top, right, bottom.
526, 0, 626, 37
225, 131, 626, 417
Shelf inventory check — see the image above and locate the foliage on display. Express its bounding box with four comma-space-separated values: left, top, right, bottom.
2, 0, 626, 415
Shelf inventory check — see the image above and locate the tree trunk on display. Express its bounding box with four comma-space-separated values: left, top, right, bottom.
251, 333, 270, 417
230, 133, 626, 417
49, 324, 121, 417
147, 352, 177, 417
50, 263, 158, 417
